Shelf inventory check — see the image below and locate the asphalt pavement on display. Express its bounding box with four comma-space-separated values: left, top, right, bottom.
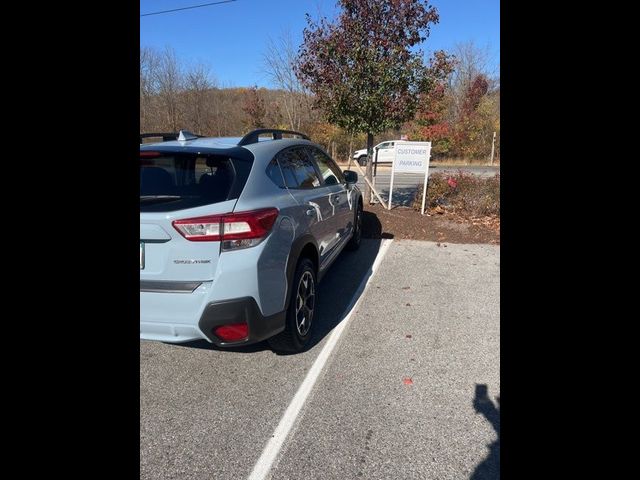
270, 241, 500, 480
140, 240, 500, 479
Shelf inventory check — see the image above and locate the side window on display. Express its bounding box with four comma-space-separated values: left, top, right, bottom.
276, 147, 322, 189
309, 147, 345, 186
266, 158, 286, 188
379, 142, 390, 150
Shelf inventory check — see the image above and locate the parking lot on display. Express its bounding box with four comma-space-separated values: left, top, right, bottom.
140, 239, 500, 479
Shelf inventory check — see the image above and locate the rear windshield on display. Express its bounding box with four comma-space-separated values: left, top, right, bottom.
140, 152, 250, 212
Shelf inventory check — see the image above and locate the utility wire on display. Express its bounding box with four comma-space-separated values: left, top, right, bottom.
141, 0, 237, 17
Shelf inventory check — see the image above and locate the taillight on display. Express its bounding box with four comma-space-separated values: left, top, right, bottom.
172, 214, 223, 241
172, 208, 279, 250
213, 323, 249, 342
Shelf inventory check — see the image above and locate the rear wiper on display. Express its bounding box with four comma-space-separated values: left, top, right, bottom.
140, 195, 182, 203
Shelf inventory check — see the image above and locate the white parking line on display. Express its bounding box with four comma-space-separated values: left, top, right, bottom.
247, 239, 393, 480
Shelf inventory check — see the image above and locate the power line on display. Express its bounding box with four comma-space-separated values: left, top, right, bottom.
141, 0, 237, 18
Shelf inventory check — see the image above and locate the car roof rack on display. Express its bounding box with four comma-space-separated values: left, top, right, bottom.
237, 128, 310, 146
140, 130, 201, 144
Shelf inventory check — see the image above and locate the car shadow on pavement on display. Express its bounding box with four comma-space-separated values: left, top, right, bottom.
177, 339, 270, 353
289, 236, 385, 355
471, 384, 500, 480
178, 212, 389, 355
362, 210, 393, 239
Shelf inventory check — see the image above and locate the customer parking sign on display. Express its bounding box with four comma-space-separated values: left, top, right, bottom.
389, 141, 432, 214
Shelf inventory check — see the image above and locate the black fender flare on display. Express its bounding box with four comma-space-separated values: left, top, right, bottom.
285, 234, 319, 309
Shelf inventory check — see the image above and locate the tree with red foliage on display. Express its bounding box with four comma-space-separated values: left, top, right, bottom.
461, 74, 489, 117
296, 0, 452, 202
410, 66, 454, 156
451, 73, 492, 158
241, 86, 266, 129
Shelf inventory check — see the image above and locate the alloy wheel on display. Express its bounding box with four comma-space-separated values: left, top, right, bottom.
295, 271, 315, 336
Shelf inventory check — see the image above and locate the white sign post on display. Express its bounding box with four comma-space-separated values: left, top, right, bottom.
388, 141, 432, 214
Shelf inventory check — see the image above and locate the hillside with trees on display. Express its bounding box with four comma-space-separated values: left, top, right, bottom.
141, 40, 499, 164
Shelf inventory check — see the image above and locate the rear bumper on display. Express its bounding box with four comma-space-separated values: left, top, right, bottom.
140, 294, 285, 346
198, 297, 286, 346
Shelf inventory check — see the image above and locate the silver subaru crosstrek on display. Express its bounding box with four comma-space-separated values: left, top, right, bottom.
140, 129, 363, 353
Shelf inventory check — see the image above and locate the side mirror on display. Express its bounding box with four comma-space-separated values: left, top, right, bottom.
343, 170, 357, 184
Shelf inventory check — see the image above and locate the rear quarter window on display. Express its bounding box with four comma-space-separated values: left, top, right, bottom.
266, 158, 286, 188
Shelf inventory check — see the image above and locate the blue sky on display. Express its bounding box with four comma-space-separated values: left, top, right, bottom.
140, 0, 499, 88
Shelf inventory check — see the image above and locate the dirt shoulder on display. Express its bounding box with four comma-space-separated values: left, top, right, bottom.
362, 203, 500, 245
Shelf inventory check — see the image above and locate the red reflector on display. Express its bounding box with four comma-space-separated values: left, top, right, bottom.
213, 323, 249, 342
140, 151, 162, 158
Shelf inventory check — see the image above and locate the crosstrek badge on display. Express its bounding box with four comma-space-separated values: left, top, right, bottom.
173, 259, 212, 264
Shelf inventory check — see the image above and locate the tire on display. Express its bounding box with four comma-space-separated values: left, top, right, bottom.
268, 258, 316, 353
346, 200, 363, 251
358, 156, 367, 166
